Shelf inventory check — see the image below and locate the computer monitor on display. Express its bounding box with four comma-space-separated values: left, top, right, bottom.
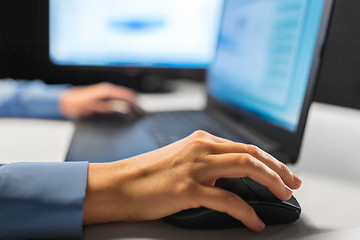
49, 0, 223, 69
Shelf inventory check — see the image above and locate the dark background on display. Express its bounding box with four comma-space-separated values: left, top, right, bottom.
314, 0, 360, 109
1, 0, 360, 106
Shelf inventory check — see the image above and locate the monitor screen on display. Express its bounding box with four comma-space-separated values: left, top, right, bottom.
49, 0, 223, 68
208, 0, 326, 132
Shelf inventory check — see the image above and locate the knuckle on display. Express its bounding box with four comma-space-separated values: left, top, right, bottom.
278, 161, 290, 174
247, 145, 261, 157
191, 130, 209, 138
99, 82, 112, 88
186, 139, 210, 151
224, 194, 240, 208
99, 82, 115, 93
269, 171, 282, 184
239, 154, 255, 166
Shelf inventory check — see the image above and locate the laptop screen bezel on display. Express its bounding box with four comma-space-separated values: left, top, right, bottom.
206, 0, 334, 163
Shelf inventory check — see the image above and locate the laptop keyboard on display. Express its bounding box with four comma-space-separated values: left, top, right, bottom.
144, 111, 244, 147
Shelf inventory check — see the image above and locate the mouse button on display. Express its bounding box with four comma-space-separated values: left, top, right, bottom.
243, 178, 301, 211
242, 177, 280, 203
283, 195, 302, 211
215, 178, 258, 203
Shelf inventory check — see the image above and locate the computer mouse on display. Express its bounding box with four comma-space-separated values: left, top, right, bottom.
109, 99, 146, 118
164, 177, 301, 229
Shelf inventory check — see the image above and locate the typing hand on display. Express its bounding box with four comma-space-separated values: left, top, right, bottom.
83, 130, 302, 232
59, 82, 144, 119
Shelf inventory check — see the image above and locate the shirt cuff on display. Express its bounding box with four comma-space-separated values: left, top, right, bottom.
0, 161, 88, 239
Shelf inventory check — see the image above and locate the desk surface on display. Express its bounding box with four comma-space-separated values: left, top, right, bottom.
81, 81, 360, 240
0, 118, 74, 164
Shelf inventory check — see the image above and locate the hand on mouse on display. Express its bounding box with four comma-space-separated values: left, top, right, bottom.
59, 82, 143, 119
83, 130, 302, 232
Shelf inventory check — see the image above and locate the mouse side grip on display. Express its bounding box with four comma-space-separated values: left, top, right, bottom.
164, 203, 301, 229
163, 207, 246, 229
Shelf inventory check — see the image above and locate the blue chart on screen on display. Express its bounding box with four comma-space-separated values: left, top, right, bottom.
208, 0, 325, 132
49, 0, 223, 68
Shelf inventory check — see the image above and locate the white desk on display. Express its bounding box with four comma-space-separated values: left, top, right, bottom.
0, 119, 74, 164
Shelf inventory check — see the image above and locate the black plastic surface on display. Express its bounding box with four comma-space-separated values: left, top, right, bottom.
164, 178, 301, 229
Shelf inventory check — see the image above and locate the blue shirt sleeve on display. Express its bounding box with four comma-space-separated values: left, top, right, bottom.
0, 161, 88, 239
0, 78, 71, 119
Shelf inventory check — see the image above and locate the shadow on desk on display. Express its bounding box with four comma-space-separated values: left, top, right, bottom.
81, 218, 332, 240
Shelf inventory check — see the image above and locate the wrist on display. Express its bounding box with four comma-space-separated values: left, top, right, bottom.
83, 162, 124, 225
59, 89, 73, 119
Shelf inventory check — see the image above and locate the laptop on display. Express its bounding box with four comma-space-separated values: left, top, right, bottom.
66, 0, 333, 164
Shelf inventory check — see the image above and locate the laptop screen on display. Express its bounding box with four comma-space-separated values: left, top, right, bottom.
208, 0, 326, 132
49, 0, 223, 68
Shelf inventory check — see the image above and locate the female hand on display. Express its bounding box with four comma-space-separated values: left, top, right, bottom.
83, 130, 302, 232
59, 82, 143, 119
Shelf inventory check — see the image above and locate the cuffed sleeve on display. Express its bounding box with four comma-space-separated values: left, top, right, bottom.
0, 161, 89, 239
0, 79, 70, 119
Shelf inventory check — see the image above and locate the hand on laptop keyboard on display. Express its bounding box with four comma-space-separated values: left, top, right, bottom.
82, 130, 302, 232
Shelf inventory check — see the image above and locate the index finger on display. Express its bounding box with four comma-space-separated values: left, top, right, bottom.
207, 142, 302, 190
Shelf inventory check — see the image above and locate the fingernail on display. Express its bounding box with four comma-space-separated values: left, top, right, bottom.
294, 174, 302, 187
285, 185, 293, 197
257, 217, 265, 231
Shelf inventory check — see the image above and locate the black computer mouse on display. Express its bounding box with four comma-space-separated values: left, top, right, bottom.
164, 177, 301, 229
